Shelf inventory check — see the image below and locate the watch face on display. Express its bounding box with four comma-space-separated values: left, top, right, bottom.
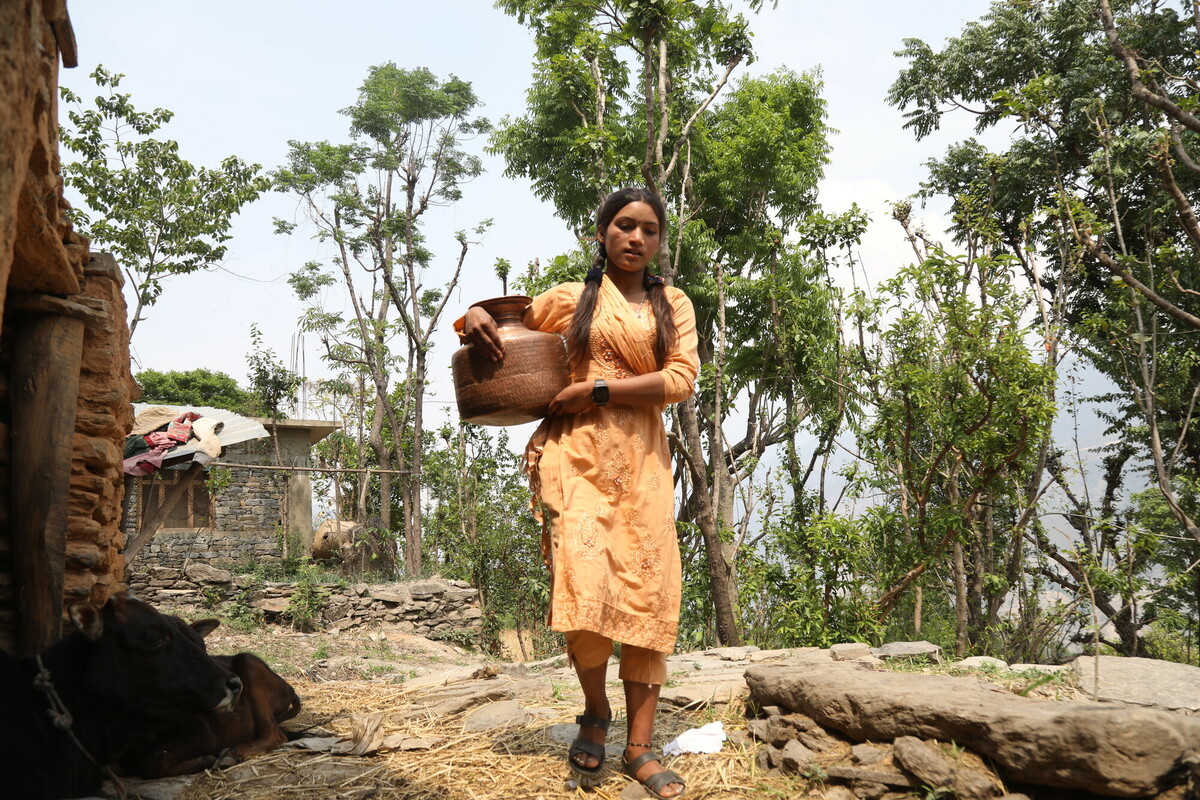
593, 381, 610, 404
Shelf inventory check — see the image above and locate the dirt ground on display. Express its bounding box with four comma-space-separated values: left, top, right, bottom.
114, 619, 789, 800
114, 617, 1098, 800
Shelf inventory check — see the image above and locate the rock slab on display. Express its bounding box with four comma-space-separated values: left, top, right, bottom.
745, 661, 1200, 797
1072, 655, 1200, 713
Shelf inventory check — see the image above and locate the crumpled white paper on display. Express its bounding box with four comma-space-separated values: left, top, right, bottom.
662, 721, 726, 755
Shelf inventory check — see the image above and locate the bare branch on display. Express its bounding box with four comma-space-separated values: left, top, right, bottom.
662, 55, 742, 183
1074, 224, 1200, 328
1153, 142, 1200, 259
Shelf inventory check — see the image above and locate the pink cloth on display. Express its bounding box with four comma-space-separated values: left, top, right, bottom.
124, 445, 170, 476
145, 431, 173, 448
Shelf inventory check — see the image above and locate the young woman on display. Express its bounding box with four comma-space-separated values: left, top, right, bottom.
462, 187, 698, 799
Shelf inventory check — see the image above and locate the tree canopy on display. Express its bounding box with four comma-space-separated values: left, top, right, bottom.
60, 66, 269, 340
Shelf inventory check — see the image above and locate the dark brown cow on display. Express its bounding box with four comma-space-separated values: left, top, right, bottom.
120, 620, 301, 777
0, 593, 242, 800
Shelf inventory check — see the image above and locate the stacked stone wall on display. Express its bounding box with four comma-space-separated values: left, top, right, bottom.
66, 254, 134, 606
129, 438, 285, 569
0, 2, 135, 652
129, 568, 483, 642
135, 529, 281, 569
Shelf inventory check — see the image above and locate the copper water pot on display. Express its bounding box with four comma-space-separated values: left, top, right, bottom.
451, 295, 570, 426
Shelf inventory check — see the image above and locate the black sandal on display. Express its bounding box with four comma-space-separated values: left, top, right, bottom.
568, 713, 611, 783
623, 748, 686, 799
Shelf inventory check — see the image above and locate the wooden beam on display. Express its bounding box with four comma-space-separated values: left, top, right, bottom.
10, 311, 84, 656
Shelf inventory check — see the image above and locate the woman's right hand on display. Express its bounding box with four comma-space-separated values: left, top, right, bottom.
463, 306, 504, 362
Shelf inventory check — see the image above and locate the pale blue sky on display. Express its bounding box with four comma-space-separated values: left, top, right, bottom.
59, 0, 996, 405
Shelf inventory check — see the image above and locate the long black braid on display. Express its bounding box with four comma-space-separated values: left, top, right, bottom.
565, 187, 679, 369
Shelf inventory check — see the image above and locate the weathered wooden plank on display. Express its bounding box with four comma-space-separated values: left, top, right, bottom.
11, 311, 84, 655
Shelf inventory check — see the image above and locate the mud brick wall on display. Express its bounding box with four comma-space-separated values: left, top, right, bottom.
66, 254, 135, 606
0, 1, 136, 652
0, 330, 13, 647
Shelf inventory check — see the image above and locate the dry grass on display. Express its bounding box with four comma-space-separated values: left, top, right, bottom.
144, 679, 800, 800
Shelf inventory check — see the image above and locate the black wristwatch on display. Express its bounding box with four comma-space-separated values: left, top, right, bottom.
592, 379, 610, 406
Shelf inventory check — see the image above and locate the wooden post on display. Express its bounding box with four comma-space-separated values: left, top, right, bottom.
10, 311, 84, 656
123, 462, 206, 565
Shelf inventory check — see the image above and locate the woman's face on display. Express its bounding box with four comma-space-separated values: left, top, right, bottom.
598, 201, 661, 274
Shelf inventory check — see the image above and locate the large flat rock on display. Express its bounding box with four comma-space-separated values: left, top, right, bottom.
745, 661, 1200, 797
1072, 655, 1200, 713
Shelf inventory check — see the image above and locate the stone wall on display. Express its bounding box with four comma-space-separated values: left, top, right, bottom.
134, 529, 282, 569
0, 2, 136, 653
128, 567, 483, 641
128, 437, 285, 569
213, 439, 285, 534
66, 253, 135, 606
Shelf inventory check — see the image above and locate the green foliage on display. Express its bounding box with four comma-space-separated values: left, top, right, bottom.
491, 0, 769, 230
739, 510, 882, 648
59, 66, 269, 338
245, 324, 301, 420
888, 0, 1200, 657
274, 63, 492, 577
284, 562, 331, 632
847, 243, 1056, 647
205, 466, 234, 496
200, 586, 225, 609
422, 422, 547, 655
135, 368, 254, 415
219, 575, 265, 632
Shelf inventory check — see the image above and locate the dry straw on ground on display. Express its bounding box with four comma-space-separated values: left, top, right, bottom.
160, 679, 794, 800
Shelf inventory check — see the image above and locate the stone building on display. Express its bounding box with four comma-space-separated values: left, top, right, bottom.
0, 2, 138, 656
125, 417, 340, 569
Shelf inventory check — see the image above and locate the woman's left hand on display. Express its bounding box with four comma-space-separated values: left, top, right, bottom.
547, 381, 595, 416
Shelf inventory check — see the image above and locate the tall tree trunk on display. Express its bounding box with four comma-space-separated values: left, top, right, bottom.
952, 539, 969, 657
679, 399, 741, 646
406, 350, 427, 576
369, 408, 392, 532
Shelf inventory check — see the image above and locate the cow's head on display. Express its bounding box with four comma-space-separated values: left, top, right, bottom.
69, 592, 242, 717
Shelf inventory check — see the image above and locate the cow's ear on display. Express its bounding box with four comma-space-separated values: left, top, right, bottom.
68, 603, 104, 641
191, 618, 220, 638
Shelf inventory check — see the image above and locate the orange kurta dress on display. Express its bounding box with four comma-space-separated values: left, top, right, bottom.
523, 275, 699, 654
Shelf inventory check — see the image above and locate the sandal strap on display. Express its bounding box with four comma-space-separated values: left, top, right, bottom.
575, 713, 612, 731
643, 768, 686, 795
624, 750, 662, 775
569, 737, 607, 762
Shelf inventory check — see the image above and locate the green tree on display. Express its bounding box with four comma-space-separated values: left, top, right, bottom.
888, 0, 1200, 553
846, 241, 1056, 655
59, 66, 268, 339
1132, 479, 1200, 664
423, 422, 548, 656
135, 368, 254, 415
274, 64, 491, 577
245, 324, 301, 423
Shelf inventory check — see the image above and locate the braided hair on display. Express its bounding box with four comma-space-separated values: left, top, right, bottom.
565, 187, 679, 368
